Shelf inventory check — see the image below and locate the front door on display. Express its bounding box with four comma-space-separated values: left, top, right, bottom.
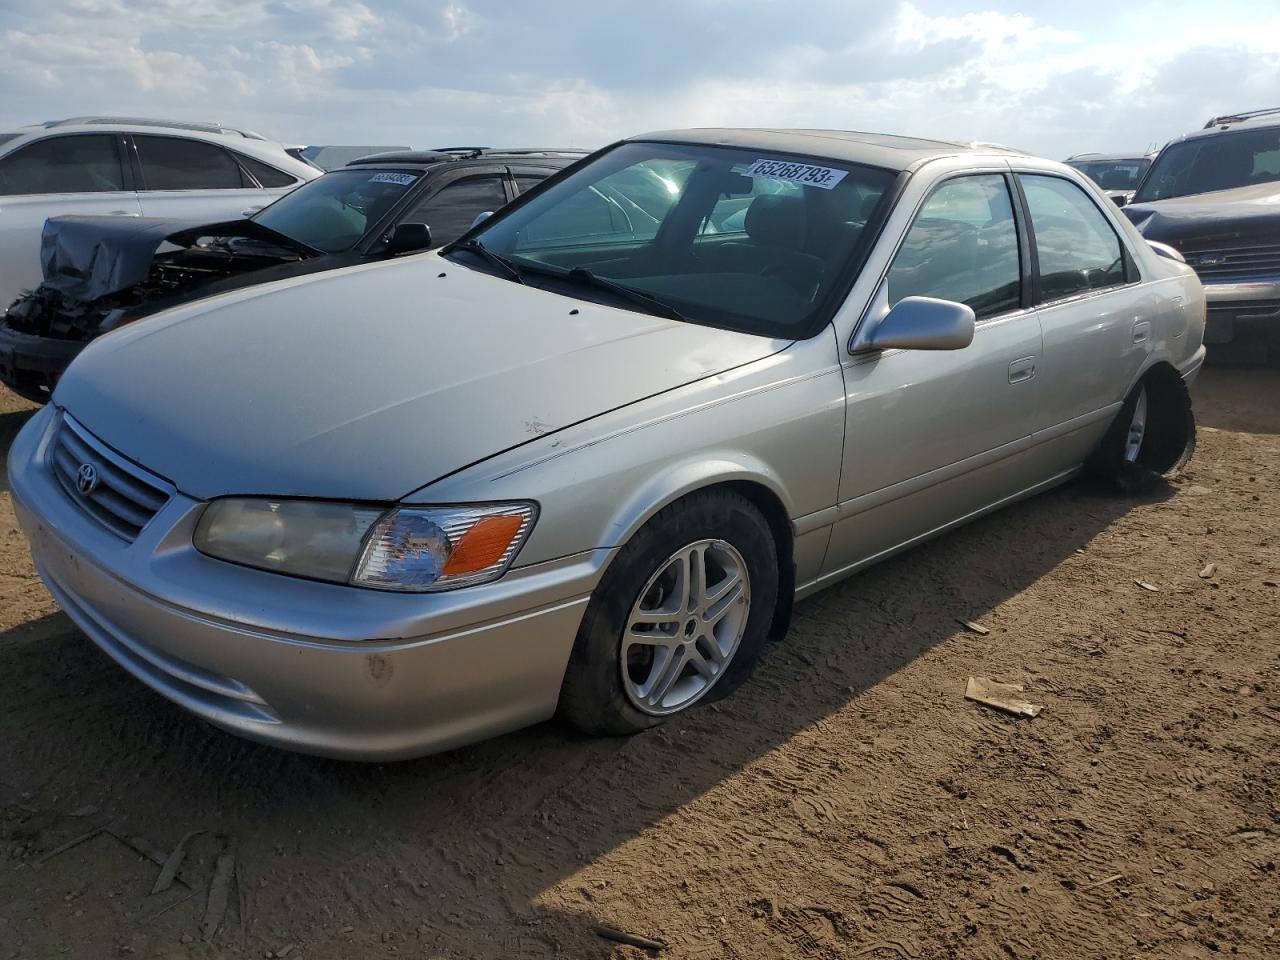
822, 172, 1044, 580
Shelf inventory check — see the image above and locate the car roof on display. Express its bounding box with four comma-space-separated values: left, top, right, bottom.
1065, 152, 1154, 162
628, 128, 1030, 172
1162, 107, 1280, 148
347, 148, 590, 167
0, 116, 317, 178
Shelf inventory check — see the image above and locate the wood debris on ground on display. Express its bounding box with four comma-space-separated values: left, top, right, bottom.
965, 677, 1043, 718
1134, 580, 1160, 592
957, 619, 990, 635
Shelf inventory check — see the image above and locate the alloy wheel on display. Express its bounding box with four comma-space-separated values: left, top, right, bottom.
621, 539, 751, 716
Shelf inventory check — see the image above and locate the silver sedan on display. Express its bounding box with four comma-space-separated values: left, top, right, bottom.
10, 129, 1205, 759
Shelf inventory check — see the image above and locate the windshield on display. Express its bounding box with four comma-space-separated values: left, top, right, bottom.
1068, 158, 1150, 191
252, 168, 422, 252
1135, 127, 1280, 202
457, 141, 897, 337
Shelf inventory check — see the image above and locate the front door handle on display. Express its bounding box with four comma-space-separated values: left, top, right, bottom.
1008, 356, 1037, 384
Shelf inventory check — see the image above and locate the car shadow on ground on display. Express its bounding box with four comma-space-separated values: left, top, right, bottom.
0, 402, 1174, 958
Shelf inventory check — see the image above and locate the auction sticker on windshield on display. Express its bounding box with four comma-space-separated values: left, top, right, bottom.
369, 172, 419, 186
745, 159, 848, 190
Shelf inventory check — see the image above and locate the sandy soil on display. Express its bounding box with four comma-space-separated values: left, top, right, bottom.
0, 368, 1276, 960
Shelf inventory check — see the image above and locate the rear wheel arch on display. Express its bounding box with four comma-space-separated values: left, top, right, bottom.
1089, 359, 1195, 492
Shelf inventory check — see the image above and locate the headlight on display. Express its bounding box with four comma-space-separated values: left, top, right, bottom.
194, 499, 536, 592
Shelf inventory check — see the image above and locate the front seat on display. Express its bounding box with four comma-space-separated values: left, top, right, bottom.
701, 194, 825, 300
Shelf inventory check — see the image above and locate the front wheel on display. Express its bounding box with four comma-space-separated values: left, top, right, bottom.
558, 489, 779, 736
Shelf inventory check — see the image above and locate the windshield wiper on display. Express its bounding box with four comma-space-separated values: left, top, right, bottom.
557, 267, 690, 323
449, 239, 526, 285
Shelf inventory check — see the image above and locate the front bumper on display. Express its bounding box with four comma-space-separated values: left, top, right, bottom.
9, 406, 604, 760
1201, 281, 1280, 346
0, 320, 85, 403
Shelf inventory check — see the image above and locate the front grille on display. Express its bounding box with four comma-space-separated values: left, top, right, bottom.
49, 414, 171, 541
1178, 240, 1280, 282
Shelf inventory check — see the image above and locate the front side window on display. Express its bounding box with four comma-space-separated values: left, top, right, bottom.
252, 168, 422, 252
405, 175, 508, 247
1134, 127, 1280, 202
461, 141, 897, 337
887, 174, 1021, 320
0, 135, 125, 196
1021, 175, 1125, 302
134, 135, 245, 191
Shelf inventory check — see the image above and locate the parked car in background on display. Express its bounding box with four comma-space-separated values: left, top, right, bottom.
1124, 108, 1280, 361
10, 129, 1203, 759
0, 117, 320, 311
0, 148, 586, 401
1064, 152, 1154, 206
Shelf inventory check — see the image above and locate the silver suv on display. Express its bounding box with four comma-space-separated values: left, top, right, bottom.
0, 116, 320, 308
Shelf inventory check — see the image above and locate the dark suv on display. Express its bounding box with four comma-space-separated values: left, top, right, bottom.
1124, 108, 1280, 361
0, 148, 587, 402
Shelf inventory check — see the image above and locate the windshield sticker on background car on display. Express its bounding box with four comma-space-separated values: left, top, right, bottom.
369, 172, 419, 186
744, 159, 848, 190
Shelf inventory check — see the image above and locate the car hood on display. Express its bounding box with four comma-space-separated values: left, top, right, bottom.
41, 215, 315, 302
1124, 182, 1280, 245
55, 255, 789, 501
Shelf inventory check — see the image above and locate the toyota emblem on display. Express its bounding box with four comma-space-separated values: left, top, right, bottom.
75, 462, 100, 495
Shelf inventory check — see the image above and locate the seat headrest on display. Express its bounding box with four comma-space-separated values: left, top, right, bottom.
745, 194, 805, 248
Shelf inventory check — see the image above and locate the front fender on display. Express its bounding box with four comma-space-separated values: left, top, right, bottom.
413, 334, 847, 579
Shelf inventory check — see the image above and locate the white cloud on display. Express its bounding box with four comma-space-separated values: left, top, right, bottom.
0, 1, 1278, 159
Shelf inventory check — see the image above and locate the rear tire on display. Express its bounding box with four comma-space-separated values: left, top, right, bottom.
559, 488, 779, 736
1088, 368, 1196, 494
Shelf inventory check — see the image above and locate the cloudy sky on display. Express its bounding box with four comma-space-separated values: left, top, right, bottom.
2, 0, 1278, 159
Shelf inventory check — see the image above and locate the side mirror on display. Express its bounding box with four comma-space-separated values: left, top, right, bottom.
385, 222, 432, 256
471, 211, 493, 228
863, 296, 975, 352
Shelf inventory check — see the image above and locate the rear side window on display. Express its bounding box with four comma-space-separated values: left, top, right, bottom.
135, 135, 245, 190
236, 154, 297, 188
887, 174, 1021, 320
405, 175, 508, 247
0, 135, 125, 196
1020, 175, 1124, 302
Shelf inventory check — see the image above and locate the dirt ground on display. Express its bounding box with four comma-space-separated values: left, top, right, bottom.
1, 368, 1277, 960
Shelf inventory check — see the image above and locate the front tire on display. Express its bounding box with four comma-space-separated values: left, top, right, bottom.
559, 489, 779, 736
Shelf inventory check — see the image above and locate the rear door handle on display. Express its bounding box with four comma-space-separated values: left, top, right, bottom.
1132, 319, 1151, 344
1008, 356, 1037, 384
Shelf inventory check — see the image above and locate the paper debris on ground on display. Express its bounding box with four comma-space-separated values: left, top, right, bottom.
1199, 562, 1217, 579
1134, 580, 1160, 592
965, 677, 1043, 718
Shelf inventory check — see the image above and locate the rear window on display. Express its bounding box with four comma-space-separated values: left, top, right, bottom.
236, 153, 297, 189
135, 135, 245, 191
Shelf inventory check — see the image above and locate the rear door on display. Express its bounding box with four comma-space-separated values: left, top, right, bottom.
1014, 170, 1151, 473
0, 133, 141, 306
130, 134, 270, 221
823, 170, 1044, 577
